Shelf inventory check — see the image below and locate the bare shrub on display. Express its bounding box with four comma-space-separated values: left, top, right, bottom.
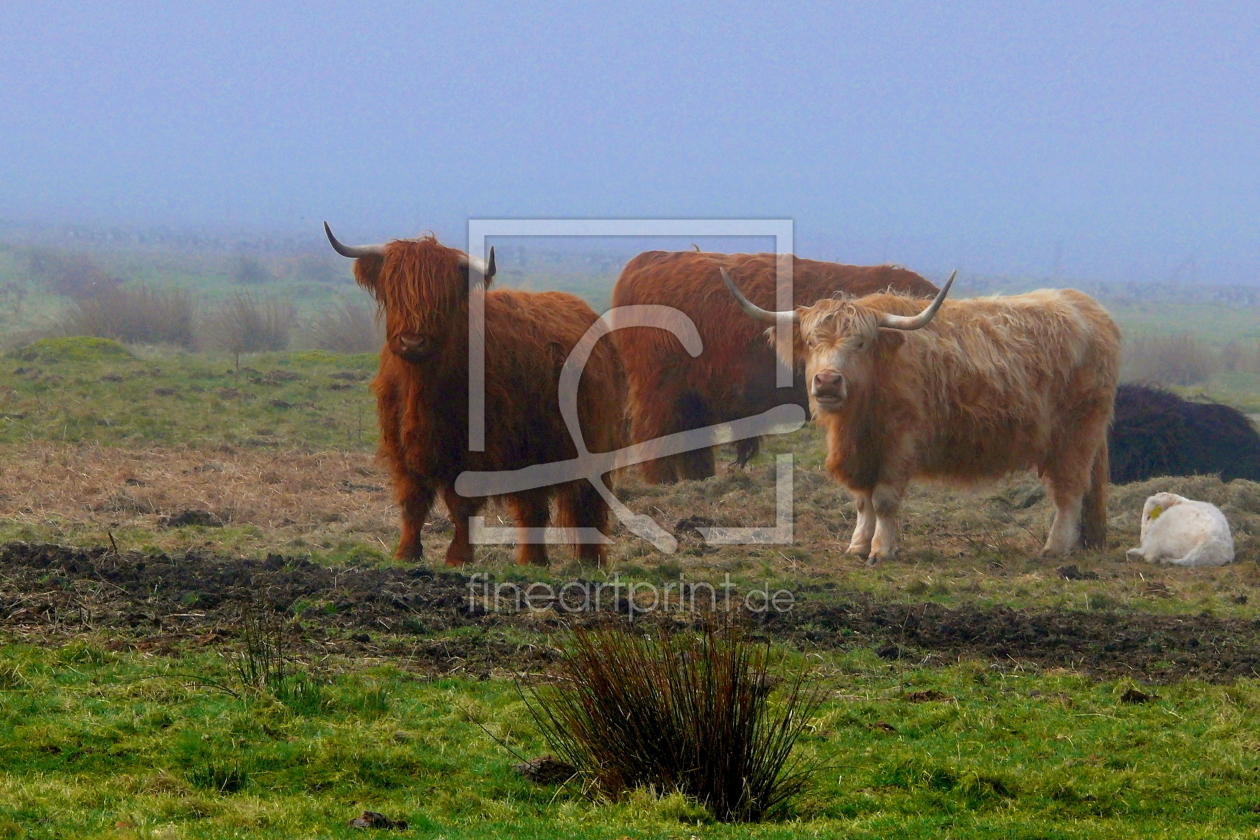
26, 247, 121, 298
290, 253, 342, 285
231, 252, 272, 285
1122, 333, 1217, 386
61, 284, 196, 348
1221, 341, 1260, 375
306, 298, 382, 354
522, 624, 824, 823
201, 293, 296, 358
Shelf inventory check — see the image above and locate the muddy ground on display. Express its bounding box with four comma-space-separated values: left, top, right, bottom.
3, 540, 1259, 684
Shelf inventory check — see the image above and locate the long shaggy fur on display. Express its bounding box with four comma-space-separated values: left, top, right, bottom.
788, 288, 1119, 556
611, 250, 938, 483
1110, 384, 1260, 484
357, 235, 625, 567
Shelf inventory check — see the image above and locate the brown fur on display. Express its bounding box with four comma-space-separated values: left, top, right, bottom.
611, 250, 938, 482
783, 288, 1120, 559
356, 235, 625, 567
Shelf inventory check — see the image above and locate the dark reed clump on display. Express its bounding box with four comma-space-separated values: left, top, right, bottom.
521, 623, 824, 823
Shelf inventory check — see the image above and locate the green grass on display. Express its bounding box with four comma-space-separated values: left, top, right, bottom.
0, 337, 378, 449
1108, 300, 1260, 347
4, 640, 1260, 838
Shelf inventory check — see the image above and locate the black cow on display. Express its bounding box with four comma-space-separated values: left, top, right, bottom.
1110, 385, 1260, 483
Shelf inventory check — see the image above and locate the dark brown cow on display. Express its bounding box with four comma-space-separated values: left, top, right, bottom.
611, 250, 938, 483
326, 224, 625, 566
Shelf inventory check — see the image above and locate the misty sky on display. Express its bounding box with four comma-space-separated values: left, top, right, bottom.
2, 1, 1258, 282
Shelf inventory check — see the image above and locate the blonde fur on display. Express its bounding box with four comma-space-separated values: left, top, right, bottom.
784, 288, 1120, 560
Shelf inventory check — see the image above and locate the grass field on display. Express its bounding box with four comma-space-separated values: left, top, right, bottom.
7, 640, 1260, 839
3, 266, 1260, 836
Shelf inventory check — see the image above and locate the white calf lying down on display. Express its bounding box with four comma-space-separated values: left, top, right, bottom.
1125, 492, 1234, 567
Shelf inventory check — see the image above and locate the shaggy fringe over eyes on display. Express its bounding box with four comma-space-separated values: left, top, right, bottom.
358, 235, 469, 335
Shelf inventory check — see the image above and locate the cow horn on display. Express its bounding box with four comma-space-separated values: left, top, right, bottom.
876, 270, 957, 331
461, 246, 497, 280
324, 222, 385, 259
720, 268, 797, 325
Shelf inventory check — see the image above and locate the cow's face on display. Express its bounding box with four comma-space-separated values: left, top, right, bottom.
794, 302, 904, 413
720, 265, 954, 415
349, 236, 496, 363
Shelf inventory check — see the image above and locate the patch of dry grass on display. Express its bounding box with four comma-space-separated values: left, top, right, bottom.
0, 444, 405, 561
4, 439, 1260, 616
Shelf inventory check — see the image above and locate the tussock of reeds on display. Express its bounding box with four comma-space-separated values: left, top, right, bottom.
200, 293, 296, 355
305, 298, 382, 354
1122, 333, 1216, 386
61, 284, 196, 348
521, 624, 825, 822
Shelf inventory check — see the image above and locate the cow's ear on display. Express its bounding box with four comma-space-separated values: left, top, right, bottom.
458, 264, 495, 291
353, 255, 384, 292
875, 329, 905, 359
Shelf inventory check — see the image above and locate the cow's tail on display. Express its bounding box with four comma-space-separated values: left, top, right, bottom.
1079, 439, 1109, 550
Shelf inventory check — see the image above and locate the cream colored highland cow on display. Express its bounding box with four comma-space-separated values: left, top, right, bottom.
1126, 492, 1234, 567
721, 269, 1121, 563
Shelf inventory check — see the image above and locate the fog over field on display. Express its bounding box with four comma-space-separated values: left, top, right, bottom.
8, 7, 1260, 838
2, 2, 1259, 283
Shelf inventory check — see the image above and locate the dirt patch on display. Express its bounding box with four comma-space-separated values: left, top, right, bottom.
4, 541, 1260, 683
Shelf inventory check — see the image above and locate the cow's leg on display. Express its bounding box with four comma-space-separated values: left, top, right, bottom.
676, 446, 716, 481
868, 483, 905, 563
1042, 489, 1084, 555
509, 490, 552, 567
631, 395, 681, 484
638, 440, 681, 484
1041, 445, 1097, 555
394, 477, 436, 561
846, 489, 876, 557
441, 488, 482, 567
674, 391, 717, 480
1042, 402, 1112, 554
556, 481, 609, 566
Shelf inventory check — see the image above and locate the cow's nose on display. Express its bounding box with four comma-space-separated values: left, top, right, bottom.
394, 333, 431, 360
812, 370, 845, 399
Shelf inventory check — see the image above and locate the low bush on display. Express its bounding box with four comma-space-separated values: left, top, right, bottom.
522, 624, 825, 823
26, 247, 120, 298
231, 252, 272, 285
1221, 340, 1260, 375
200, 292, 296, 357
60, 284, 196, 347
306, 298, 382, 353
1122, 333, 1217, 386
